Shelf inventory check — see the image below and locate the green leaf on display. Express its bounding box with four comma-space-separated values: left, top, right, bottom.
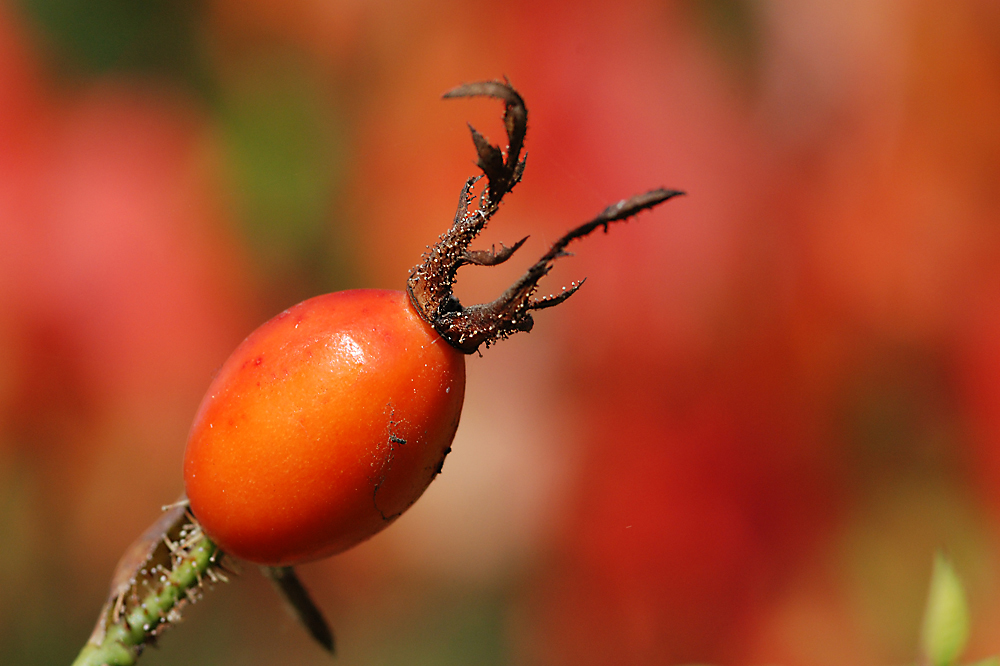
920, 552, 970, 666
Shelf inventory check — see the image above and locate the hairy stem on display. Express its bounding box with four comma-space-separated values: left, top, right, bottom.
70, 505, 224, 666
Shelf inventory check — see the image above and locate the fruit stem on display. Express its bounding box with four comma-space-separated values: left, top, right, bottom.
70, 504, 224, 666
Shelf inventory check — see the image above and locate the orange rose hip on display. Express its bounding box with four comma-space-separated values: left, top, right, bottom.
183, 289, 465, 565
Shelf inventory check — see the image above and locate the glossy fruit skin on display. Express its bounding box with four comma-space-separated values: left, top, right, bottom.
183, 289, 465, 565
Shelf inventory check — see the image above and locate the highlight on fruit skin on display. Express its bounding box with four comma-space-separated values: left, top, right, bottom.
71, 78, 683, 666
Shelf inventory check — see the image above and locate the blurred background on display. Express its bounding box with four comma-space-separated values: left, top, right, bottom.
1, 0, 999, 664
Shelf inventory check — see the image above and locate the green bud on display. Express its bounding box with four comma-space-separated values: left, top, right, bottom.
920, 552, 970, 666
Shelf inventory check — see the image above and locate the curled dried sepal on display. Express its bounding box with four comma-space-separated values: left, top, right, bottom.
442, 79, 527, 204
407, 81, 529, 331
409, 79, 684, 354
72, 502, 227, 666
422, 188, 684, 353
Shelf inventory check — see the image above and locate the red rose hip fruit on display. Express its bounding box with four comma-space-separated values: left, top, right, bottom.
183, 289, 465, 565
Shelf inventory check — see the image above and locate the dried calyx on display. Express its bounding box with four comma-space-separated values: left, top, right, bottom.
406, 79, 684, 355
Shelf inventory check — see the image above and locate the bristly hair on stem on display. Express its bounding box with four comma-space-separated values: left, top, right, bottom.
71, 503, 228, 666
71, 503, 335, 666
407, 79, 684, 355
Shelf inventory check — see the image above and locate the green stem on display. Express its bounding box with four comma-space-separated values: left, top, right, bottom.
70, 506, 223, 666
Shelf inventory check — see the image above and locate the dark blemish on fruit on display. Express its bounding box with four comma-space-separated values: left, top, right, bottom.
372, 408, 408, 521
431, 446, 452, 478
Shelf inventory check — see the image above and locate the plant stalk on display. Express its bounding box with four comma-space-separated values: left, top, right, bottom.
70, 504, 224, 666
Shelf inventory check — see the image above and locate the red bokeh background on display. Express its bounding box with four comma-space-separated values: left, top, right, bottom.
2, 1, 1000, 664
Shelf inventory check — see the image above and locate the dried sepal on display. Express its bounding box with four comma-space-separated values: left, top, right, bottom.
408, 80, 684, 355
261, 566, 335, 654
463, 237, 528, 267
434, 188, 683, 353
530, 279, 586, 311
408, 80, 528, 326
443, 79, 527, 203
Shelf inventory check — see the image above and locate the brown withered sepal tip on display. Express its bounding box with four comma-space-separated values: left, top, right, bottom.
407, 79, 684, 355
